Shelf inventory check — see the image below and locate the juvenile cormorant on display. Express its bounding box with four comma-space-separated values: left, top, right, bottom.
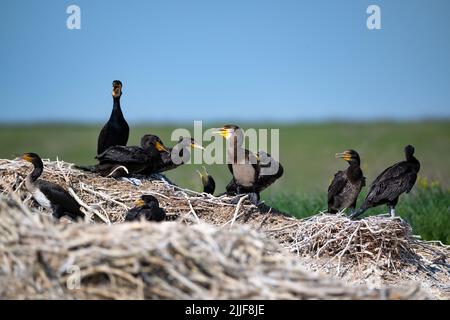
225, 150, 284, 196
197, 166, 216, 194
141, 137, 204, 175
97, 80, 130, 155
94, 135, 169, 177
349, 145, 420, 219
19, 153, 84, 221
125, 195, 166, 222
214, 125, 260, 198
327, 150, 365, 214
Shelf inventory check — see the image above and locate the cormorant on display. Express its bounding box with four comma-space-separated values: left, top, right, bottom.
97, 80, 130, 155
94, 134, 169, 177
197, 166, 216, 194
214, 125, 260, 198
19, 153, 84, 221
327, 150, 365, 214
349, 145, 420, 219
125, 195, 166, 222
225, 150, 284, 196
140, 137, 204, 175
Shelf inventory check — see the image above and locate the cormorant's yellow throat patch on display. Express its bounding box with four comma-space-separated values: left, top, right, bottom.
135, 199, 145, 207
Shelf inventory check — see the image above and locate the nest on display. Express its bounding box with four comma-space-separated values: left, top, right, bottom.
0, 196, 426, 300
1, 158, 449, 299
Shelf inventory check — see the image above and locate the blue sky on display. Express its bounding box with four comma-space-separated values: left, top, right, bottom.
1, 0, 450, 123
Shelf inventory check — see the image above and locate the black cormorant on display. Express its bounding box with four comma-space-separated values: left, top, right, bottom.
19, 153, 84, 221
197, 166, 216, 194
214, 125, 260, 197
125, 195, 166, 222
327, 150, 365, 214
349, 145, 420, 219
141, 137, 204, 175
94, 134, 169, 177
97, 80, 130, 155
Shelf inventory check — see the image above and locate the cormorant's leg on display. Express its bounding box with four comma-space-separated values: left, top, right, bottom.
389, 206, 396, 217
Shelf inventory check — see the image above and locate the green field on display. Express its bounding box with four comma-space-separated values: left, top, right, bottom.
1, 121, 449, 242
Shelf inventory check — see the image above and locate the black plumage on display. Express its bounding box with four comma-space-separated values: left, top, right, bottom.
125, 195, 166, 222
350, 145, 420, 219
225, 150, 284, 198
21, 153, 84, 221
197, 166, 216, 194
94, 135, 169, 177
327, 150, 365, 214
97, 80, 129, 155
140, 137, 204, 175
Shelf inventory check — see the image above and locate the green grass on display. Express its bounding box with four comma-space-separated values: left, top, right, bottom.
0, 121, 449, 242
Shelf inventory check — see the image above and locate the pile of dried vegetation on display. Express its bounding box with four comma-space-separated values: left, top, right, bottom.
0, 158, 448, 299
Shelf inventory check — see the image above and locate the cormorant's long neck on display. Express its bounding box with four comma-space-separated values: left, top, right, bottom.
347, 161, 362, 182
29, 160, 43, 182
227, 135, 244, 164
406, 154, 420, 170
111, 96, 124, 119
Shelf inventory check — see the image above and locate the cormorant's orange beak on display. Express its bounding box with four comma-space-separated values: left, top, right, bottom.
155, 141, 169, 153
21, 154, 33, 163
335, 151, 352, 161
112, 85, 122, 97
190, 142, 204, 150
134, 199, 145, 207
213, 128, 232, 139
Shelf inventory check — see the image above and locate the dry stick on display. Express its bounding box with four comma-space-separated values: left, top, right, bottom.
266, 222, 299, 233
80, 183, 129, 211
67, 188, 110, 225
181, 192, 200, 224
229, 194, 249, 230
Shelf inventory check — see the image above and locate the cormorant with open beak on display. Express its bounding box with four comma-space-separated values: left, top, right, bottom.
214, 125, 260, 200
349, 145, 420, 219
97, 80, 130, 155
94, 134, 170, 177
19, 153, 84, 221
197, 166, 216, 194
125, 195, 166, 222
327, 150, 365, 214
141, 137, 204, 175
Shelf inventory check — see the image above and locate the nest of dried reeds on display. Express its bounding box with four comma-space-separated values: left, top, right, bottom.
0, 158, 449, 299
0, 196, 427, 300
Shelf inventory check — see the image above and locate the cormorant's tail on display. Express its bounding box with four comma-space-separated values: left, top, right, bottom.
73, 164, 96, 172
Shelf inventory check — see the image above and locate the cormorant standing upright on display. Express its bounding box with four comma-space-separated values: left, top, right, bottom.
350, 145, 420, 219
97, 80, 129, 155
327, 150, 365, 214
